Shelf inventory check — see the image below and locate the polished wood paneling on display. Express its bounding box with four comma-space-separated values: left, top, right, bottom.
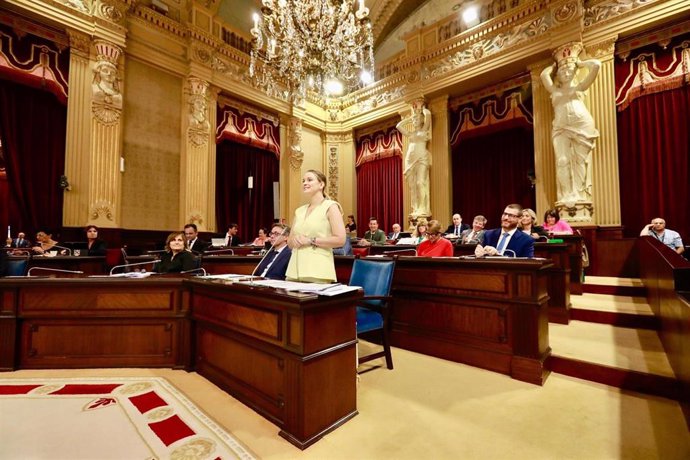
389, 257, 552, 385
188, 280, 359, 449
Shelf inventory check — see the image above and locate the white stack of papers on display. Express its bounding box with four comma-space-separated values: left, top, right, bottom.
236, 279, 360, 296
199, 273, 249, 280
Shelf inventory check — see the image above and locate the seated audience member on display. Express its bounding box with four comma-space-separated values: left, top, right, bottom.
256, 224, 292, 279
358, 217, 387, 246
252, 228, 269, 246
414, 221, 428, 244
333, 233, 354, 256
640, 218, 685, 254
388, 223, 402, 240
345, 214, 357, 235
32, 229, 60, 255
184, 223, 209, 253
519, 209, 549, 240
542, 209, 573, 234
417, 220, 454, 257
459, 215, 487, 245
85, 225, 107, 256
155, 232, 196, 273
4, 238, 10, 247
11, 232, 31, 249
445, 213, 469, 237
475, 204, 534, 258
224, 223, 241, 246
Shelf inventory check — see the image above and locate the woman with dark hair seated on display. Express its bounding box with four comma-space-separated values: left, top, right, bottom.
85, 225, 108, 256
519, 209, 549, 240
31, 229, 59, 255
155, 232, 196, 273
543, 208, 574, 234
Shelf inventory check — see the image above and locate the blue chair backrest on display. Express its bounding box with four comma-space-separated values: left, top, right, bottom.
6, 258, 29, 276
349, 259, 395, 307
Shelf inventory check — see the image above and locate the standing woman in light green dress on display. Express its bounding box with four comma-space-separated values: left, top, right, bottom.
286, 170, 346, 283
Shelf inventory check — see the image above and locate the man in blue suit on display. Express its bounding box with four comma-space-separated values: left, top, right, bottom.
475, 203, 534, 258
255, 224, 292, 279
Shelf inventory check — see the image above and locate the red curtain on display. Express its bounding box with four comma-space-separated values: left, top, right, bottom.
451, 127, 535, 227
215, 141, 278, 243
355, 156, 403, 237
0, 78, 66, 237
617, 86, 690, 239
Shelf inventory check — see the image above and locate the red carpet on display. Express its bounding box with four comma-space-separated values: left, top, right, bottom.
0, 377, 256, 459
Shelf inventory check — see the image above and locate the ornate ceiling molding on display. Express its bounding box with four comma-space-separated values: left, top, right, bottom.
584, 0, 658, 28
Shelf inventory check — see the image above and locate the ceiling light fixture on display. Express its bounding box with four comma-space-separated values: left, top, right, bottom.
249, 0, 375, 104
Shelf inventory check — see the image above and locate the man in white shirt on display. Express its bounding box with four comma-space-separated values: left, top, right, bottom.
640, 218, 684, 255
184, 224, 209, 253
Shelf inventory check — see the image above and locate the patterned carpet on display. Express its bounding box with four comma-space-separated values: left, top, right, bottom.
0, 377, 256, 460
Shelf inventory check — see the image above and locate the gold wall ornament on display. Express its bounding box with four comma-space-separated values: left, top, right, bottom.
187, 213, 204, 226
327, 146, 339, 201
96, 0, 126, 24
90, 200, 115, 221
187, 78, 210, 147
288, 118, 304, 170
584, 0, 656, 27
553, 1, 579, 23
92, 41, 123, 123
67, 30, 91, 55
64, 0, 90, 14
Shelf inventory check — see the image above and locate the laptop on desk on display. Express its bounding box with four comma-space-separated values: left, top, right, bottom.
210, 238, 227, 247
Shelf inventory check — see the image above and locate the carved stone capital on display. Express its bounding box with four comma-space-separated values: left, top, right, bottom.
67, 30, 91, 56
586, 37, 618, 60
186, 77, 210, 147
92, 40, 123, 122
90, 200, 115, 222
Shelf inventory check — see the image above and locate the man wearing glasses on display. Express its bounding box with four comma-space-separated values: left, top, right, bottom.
255, 224, 292, 279
475, 204, 534, 258
639, 218, 684, 255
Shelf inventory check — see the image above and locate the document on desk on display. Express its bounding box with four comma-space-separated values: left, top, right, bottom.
199, 273, 248, 280
236, 279, 360, 296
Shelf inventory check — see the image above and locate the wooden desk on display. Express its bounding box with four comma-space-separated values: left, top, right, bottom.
25, 255, 107, 276
0, 277, 188, 371
0, 276, 360, 450
388, 256, 552, 385
559, 235, 584, 295
188, 279, 360, 449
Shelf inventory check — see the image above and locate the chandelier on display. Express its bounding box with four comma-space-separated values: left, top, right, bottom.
249, 0, 375, 103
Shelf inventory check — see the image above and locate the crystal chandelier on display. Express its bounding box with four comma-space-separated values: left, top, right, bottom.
249, 0, 375, 103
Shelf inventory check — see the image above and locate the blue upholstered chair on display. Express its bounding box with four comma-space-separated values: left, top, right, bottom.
350, 258, 395, 370
6, 253, 30, 276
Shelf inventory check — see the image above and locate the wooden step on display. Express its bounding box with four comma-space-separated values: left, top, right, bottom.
570, 292, 657, 329
583, 276, 647, 297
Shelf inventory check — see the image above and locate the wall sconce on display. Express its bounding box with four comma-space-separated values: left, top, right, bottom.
527, 171, 536, 189
58, 175, 71, 191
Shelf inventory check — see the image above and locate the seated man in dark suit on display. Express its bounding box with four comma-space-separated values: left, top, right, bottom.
11, 232, 32, 249
255, 224, 292, 280
184, 223, 209, 254
388, 223, 402, 240
445, 213, 469, 237
224, 223, 241, 247
475, 204, 534, 258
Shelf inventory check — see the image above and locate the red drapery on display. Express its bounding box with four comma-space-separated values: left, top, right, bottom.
215, 142, 279, 244
355, 126, 403, 235
617, 86, 690, 239
216, 105, 280, 157
451, 127, 536, 227
0, 78, 66, 237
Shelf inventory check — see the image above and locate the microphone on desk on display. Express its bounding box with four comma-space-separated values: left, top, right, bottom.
502, 249, 516, 258
109, 259, 159, 276
50, 245, 73, 256
28, 267, 83, 276
180, 267, 207, 276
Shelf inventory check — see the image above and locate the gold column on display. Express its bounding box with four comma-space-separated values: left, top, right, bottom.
585, 37, 621, 226
396, 109, 411, 229
529, 59, 557, 218
180, 77, 215, 231
428, 94, 450, 222
324, 131, 355, 215
281, 114, 302, 221
88, 40, 124, 228
63, 31, 92, 227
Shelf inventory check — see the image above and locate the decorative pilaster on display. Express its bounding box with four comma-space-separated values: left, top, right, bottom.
89, 40, 124, 227
529, 59, 557, 219
428, 94, 450, 223
324, 131, 355, 212
180, 77, 215, 231
585, 37, 621, 227
278, 114, 294, 221
63, 31, 92, 227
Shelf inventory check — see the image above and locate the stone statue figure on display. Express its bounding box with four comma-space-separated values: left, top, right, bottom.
189, 95, 210, 131
397, 102, 432, 217
92, 60, 122, 108
540, 42, 601, 205
289, 118, 304, 170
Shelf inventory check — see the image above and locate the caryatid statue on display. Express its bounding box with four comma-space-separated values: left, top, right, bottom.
540, 42, 601, 207
397, 100, 432, 218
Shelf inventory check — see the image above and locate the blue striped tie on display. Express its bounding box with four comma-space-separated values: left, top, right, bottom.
496, 232, 509, 254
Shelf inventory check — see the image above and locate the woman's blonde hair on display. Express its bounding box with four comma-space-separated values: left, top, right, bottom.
306, 169, 330, 200
521, 208, 538, 226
